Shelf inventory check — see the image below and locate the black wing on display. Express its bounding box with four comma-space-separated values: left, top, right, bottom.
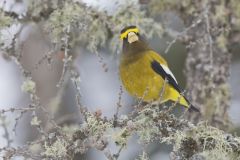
151, 60, 182, 93
151, 60, 200, 112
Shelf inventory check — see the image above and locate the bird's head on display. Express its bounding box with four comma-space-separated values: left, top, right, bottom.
120, 26, 140, 44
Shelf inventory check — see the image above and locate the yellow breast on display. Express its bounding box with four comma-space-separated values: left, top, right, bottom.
120, 51, 168, 101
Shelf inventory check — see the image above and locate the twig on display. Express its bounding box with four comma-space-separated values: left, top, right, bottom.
0, 115, 12, 147
204, 4, 214, 81
38, 105, 60, 130
103, 148, 114, 160
136, 86, 150, 108
70, 69, 88, 121
164, 17, 203, 54
56, 25, 72, 88
113, 145, 124, 160
76, 95, 88, 122
113, 85, 124, 127
12, 110, 27, 135
0, 106, 35, 114
159, 78, 168, 103
33, 50, 54, 71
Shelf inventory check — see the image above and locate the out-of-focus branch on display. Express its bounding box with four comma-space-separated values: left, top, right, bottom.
148, 0, 233, 130
182, 1, 232, 129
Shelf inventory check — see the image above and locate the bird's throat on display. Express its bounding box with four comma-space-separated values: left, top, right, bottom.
123, 40, 149, 55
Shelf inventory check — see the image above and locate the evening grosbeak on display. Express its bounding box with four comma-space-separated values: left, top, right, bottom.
119, 26, 199, 112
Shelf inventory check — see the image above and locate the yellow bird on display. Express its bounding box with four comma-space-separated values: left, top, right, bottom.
119, 26, 199, 112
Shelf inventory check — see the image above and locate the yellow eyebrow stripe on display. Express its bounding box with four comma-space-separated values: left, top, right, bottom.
120, 28, 139, 39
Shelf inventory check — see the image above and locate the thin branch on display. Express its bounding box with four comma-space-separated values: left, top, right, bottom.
0, 115, 12, 147
56, 25, 72, 88
164, 17, 203, 54
204, 4, 214, 81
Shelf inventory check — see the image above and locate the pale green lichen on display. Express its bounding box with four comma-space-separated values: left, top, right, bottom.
43, 138, 68, 158
134, 113, 159, 143
200, 149, 237, 160
136, 151, 150, 160
230, 0, 240, 27
84, 112, 112, 136
48, 94, 61, 114
0, 9, 15, 49
194, 124, 237, 155
62, 124, 80, 138
216, 33, 228, 52
171, 123, 240, 159
26, 0, 58, 19
112, 128, 130, 146
30, 116, 41, 126
29, 143, 41, 154
164, 130, 186, 150
45, 2, 109, 53
21, 79, 36, 93
213, 2, 229, 24
45, 2, 86, 43
0, 10, 13, 29
113, 109, 157, 146
119, 114, 128, 121
45, 1, 163, 54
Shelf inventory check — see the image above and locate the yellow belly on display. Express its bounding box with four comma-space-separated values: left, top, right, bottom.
120, 53, 167, 101
120, 51, 189, 108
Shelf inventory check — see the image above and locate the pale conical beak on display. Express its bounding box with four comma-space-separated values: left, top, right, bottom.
127, 32, 139, 43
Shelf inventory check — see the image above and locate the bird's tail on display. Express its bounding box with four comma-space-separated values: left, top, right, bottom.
168, 88, 200, 112
182, 95, 200, 112
167, 88, 200, 112
188, 104, 200, 112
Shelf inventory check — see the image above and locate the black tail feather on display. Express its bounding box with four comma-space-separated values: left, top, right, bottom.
188, 104, 200, 112
181, 95, 200, 112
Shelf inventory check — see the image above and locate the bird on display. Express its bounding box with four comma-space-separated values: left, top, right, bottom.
119, 25, 199, 112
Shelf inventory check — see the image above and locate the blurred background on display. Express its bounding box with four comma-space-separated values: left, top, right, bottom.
0, 0, 240, 159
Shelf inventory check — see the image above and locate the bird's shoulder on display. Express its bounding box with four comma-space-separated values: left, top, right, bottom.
144, 50, 168, 66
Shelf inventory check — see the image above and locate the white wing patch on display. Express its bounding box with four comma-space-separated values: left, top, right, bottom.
161, 64, 178, 84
